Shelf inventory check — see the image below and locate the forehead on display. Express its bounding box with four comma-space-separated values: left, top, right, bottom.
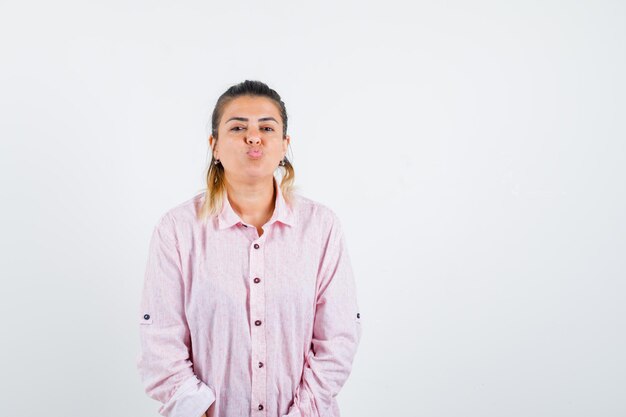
221, 96, 281, 122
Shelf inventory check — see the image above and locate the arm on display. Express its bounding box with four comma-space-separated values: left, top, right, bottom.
137, 213, 216, 417
283, 212, 363, 417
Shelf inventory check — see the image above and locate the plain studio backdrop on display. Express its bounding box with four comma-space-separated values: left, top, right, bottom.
1, 0, 624, 416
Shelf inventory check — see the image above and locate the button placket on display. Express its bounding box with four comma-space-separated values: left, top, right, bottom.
250, 238, 267, 415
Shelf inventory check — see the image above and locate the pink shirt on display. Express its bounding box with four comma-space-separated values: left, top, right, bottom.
136, 177, 362, 417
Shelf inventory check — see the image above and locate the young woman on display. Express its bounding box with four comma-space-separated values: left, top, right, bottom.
137, 80, 362, 417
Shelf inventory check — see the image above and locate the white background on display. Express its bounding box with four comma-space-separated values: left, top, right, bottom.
1, 1, 624, 416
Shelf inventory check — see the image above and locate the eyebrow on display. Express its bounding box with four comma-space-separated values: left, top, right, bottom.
225, 117, 279, 124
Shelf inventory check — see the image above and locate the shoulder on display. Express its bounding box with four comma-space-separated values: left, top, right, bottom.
152, 192, 206, 238
291, 193, 343, 231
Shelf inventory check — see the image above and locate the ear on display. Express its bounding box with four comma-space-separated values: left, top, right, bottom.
209, 135, 218, 158
283, 134, 290, 153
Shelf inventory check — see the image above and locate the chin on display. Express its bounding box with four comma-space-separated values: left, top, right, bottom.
242, 166, 273, 178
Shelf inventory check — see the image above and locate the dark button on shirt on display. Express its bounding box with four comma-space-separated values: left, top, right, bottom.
258, 361, 264, 368
258, 404, 264, 410
253, 243, 260, 249
143, 314, 150, 320
254, 277, 261, 283
254, 320, 262, 326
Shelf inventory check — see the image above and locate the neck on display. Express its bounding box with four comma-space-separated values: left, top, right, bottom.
224, 176, 276, 222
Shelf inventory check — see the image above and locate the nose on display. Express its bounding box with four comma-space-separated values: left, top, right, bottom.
246, 133, 261, 145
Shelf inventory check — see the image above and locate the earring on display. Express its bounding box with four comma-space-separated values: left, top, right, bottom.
279, 158, 286, 167
214, 159, 220, 165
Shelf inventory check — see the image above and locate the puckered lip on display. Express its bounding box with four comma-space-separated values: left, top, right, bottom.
247, 148, 263, 154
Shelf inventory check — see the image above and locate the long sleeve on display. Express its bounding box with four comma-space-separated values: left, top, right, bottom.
283, 212, 363, 417
136, 213, 216, 417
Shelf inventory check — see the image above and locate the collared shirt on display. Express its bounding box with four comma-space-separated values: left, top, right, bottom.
137, 176, 362, 417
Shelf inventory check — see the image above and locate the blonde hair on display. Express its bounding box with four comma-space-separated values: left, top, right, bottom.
196, 80, 297, 224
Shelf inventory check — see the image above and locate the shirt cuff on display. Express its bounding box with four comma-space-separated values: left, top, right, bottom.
158, 375, 216, 417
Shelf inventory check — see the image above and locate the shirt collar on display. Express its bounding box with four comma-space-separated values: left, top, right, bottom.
217, 176, 295, 230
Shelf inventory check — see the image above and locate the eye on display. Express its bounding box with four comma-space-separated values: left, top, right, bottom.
229, 126, 275, 132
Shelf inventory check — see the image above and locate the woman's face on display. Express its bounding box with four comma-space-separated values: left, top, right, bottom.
210, 95, 290, 182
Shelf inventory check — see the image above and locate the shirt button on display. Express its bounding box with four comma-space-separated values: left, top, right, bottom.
254, 320, 262, 326
258, 361, 264, 368
258, 404, 264, 410
253, 243, 260, 249
254, 277, 261, 283
143, 314, 150, 320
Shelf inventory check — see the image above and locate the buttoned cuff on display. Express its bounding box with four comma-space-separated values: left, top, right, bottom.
158, 375, 216, 417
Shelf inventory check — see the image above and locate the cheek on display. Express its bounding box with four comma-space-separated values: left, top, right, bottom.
269, 140, 285, 152
218, 142, 240, 156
